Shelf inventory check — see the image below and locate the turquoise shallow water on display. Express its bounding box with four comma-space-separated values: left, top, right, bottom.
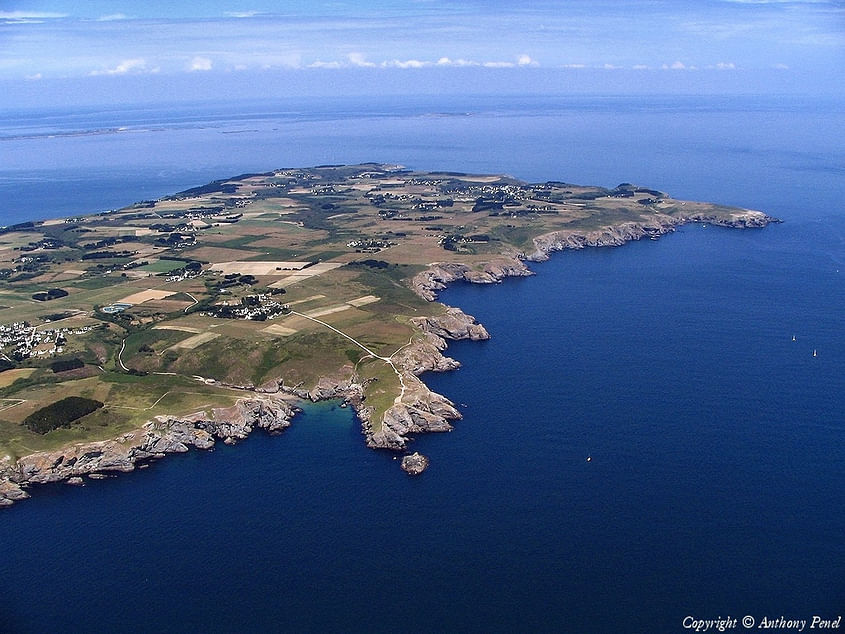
0, 95, 843, 632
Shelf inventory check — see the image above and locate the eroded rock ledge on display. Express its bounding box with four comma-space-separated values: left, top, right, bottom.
528, 210, 778, 261
410, 257, 533, 301
362, 307, 489, 451
363, 371, 461, 450
0, 396, 296, 507
410, 210, 777, 302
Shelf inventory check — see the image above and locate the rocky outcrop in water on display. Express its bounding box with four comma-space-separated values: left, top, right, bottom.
0, 476, 28, 506
528, 218, 681, 260
401, 452, 430, 475
305, 369, 360, 402
0, 396, 297, 507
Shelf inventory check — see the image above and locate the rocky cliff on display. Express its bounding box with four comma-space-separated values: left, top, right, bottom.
528, 209, 778, 261
362, 306, 489, 450
410, 306, 491, 342
407, 210, 777, 281
390, 206, 778, 461
363, 371, 462, 450
410, 257, 533, 301
0, 396, 297, 507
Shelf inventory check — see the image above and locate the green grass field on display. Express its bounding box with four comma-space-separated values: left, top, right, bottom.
137, 260, 186, 273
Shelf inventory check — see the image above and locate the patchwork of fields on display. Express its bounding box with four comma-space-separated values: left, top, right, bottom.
0, 163, 766, 458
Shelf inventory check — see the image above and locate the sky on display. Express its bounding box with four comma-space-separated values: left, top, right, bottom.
1, 0, 843, 105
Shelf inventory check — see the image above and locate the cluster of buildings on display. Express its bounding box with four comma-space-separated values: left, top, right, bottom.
346, 238, 395, 253
203, 294, 289, 321
0, 321, 94, 360
444, 182, 533, 203
165, 267, 203, 283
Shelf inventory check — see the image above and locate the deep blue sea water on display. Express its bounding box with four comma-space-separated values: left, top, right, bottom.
0, 94, 843, 633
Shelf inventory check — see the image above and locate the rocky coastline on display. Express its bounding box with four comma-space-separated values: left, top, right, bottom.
0, 396, 297, 507
410, 258, 534, 302
409, 210, 777, 301
528, 209, 778, 261
0, 207, 779, 507
356, 307, 489, 451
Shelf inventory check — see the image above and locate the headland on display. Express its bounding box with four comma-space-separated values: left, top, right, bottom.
0, 164, 778, 504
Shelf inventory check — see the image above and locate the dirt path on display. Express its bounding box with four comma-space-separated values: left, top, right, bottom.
289, 310, 408, 403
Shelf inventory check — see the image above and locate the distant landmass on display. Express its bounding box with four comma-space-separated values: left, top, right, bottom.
0, 163, 778, 505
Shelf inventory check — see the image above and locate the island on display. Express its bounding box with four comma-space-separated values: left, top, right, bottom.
0, 163, 778, 504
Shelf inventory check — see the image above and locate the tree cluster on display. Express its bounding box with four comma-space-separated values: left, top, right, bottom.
23, 396, 104, 434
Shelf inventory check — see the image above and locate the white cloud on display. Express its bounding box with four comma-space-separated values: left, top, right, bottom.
25, 73, 42, 81
702, 61, 736, 70
1, 2, 839, 85
189, 57, 213, 71
347, 52, 376, 67
436, 57, 479, 67
90, 58, 148, 76
662, 60, 688, 70
383, 59, 429, 68
773, 63, 790, 69
603, 63, 622, 69
632, 64, 650, 70
303, 54, 541, 70
304, 54, 540, 70
309, 60, 343, 69
482, 56, 539, 68
0, 11, 66, 19
225, 11, 263, 18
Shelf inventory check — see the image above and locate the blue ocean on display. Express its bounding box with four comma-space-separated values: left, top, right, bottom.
0, 95, 843, 633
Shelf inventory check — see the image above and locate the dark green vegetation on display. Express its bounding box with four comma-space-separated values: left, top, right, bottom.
23, 396, 104, 434
50, 358, 85, 373
32, 288, 69, 301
